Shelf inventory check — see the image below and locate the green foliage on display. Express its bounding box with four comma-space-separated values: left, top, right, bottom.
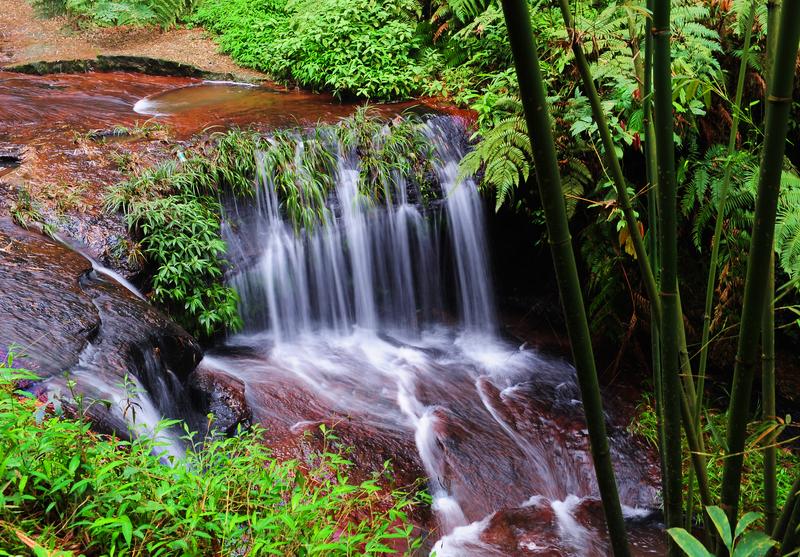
459, 97, 530, 212
459, 96, 592, 215
9, 187, 47, 232
668, 506, 775, 557
130, 194, 241, 337
0, 355, 421, 556
258, 129, 335, 232
105, 130, 263, 338
256, 108, 436, 230
193, 0, 428, 99
337, 107, 438, 203
681, 145, 800, 329
31, 0, 197, 26
630, 396, 800, 520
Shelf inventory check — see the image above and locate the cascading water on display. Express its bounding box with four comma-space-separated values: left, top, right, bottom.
205, 116, 662, 555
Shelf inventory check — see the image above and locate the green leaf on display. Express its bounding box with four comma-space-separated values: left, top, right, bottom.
707, 506, 733, 550
667, 528, 714, 557
732, 532, 776, 557
120, 515, 133, 545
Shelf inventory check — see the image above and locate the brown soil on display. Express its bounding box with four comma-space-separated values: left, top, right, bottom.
0, 0, 266, 80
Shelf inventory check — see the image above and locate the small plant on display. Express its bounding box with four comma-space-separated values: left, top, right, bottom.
38, 180, 86, 215
9, 186, 55, 237
668, 506, 775, 557
9, 186, 43, 229
0, 353, 423, 555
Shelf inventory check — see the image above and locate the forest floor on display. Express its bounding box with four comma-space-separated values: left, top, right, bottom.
0, 0, 266, 79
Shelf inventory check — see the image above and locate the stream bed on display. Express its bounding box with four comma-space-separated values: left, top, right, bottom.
0, 69, 665, 555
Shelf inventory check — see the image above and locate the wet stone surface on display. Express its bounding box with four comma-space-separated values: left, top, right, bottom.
0, 218, 202, 435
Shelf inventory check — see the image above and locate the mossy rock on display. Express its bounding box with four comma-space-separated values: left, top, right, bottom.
5, 55, 262, 83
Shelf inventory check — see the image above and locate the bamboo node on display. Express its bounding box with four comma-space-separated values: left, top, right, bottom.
548, 237, 573, 248
767, 95, 792, 104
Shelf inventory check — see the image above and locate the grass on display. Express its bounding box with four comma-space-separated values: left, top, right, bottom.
0, 352, 423, 556
629, 393, 800, 523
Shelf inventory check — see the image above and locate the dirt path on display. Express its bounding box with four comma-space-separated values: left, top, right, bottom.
0, 0, 266, 80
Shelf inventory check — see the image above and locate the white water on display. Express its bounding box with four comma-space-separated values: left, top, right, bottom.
210, 117, 659, 555
53, 233, 146, 300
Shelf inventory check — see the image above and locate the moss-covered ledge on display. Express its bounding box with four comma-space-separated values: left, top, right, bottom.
4, 55, 264, 83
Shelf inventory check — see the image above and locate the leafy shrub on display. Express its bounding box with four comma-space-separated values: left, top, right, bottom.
0, 355, 422, 556
190, 0, 289, 69
105, 131, 262, 338
192, 0, 429, 99
29, 0, 196, 27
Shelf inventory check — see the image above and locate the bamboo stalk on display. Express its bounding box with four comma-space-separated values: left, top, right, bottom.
694, 0, 758, 432
641, 3, 668, 526
763, 0, 780, 534
779, 497, 800, 556
719, 1, 800, 527
676, 293, 713, 545
652, 0, 684, 547
773, 476, 800, 543
763, 255, 777, 532
765, 0, 782, 85
499, 1, 630, 554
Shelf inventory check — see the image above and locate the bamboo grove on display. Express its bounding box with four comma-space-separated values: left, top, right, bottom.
497, 0, 800, 555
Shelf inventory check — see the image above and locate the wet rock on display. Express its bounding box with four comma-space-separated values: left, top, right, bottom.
188, 364, 251, 436
0, 218, 100, 373
0, 218, 203, 434
482, 502, 563, 556
0, 144, 23, 176
6, 55, 258, 83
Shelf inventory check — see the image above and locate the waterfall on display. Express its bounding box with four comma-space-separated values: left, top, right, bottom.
224, 117, 493, 338
213, 116, 660, 555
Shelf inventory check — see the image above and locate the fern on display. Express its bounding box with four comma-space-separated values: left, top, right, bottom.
685, 146, 800, 287
459, 98, 530, 211
775, 175, 800, 281
431, 0, 492, 24
61, 0, 196, 27
459, 95, 592, 216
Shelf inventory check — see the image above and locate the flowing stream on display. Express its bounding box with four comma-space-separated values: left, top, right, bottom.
204, 117, 663, 555
0, 73, 664, 555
